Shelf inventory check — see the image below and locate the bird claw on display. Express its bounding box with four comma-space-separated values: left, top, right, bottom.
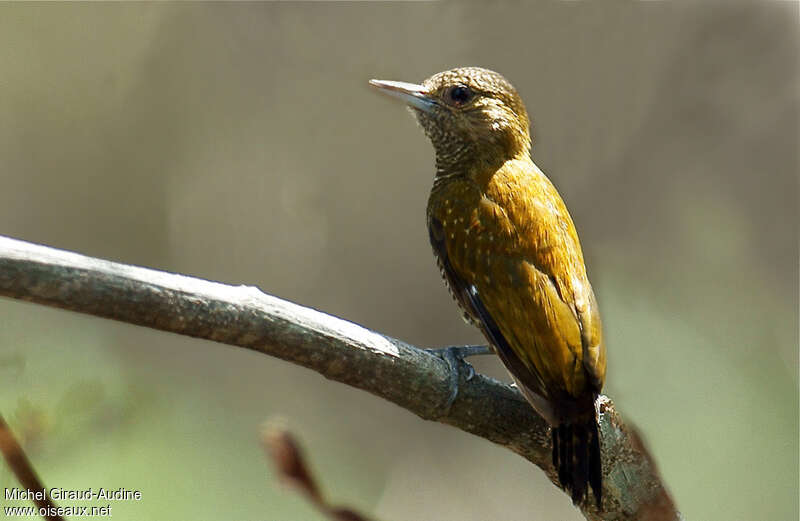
464, 363, 476, 382
426, 345, 492, 413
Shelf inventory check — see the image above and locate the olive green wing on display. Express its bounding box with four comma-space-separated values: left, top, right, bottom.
482, 166, 605, 394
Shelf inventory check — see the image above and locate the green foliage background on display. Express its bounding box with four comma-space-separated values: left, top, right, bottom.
1, 3, 797, 521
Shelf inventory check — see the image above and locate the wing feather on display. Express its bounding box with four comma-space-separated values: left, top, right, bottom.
428, 216, 549, 398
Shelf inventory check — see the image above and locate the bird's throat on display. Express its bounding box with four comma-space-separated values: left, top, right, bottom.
430, 133, 531, 182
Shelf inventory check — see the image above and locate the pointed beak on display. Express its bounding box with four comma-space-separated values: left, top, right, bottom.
369, 79, 436, 113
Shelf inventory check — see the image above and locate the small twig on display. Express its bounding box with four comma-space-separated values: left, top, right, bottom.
0, 414, 65, 521
262, 420, 376, 521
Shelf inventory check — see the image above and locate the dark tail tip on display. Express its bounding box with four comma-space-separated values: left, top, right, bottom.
552, 418, 602, 509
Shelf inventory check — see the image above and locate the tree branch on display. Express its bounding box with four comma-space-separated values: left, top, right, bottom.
0, 235, 681, 521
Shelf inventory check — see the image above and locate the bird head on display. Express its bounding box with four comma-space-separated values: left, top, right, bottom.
370, 67, 531, 174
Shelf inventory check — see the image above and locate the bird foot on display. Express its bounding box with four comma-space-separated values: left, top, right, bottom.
426, 345, 492, 412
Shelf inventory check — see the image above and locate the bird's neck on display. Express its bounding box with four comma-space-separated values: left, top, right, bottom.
433, 143, 532, 183
433, 141, 478, 179
432, 129, 531, 182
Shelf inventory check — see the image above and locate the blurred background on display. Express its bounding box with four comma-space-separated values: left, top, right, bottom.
0, 3, 797, 520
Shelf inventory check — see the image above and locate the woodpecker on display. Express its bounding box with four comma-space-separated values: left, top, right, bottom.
370, 67, 606, 507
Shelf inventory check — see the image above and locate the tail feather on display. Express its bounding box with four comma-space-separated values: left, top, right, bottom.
552, 418, 602, 508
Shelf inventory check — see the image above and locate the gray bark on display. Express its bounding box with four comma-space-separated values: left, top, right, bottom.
0, 235, 680, 521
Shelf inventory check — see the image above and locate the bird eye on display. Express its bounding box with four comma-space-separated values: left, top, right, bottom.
446, 85, 474, 106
